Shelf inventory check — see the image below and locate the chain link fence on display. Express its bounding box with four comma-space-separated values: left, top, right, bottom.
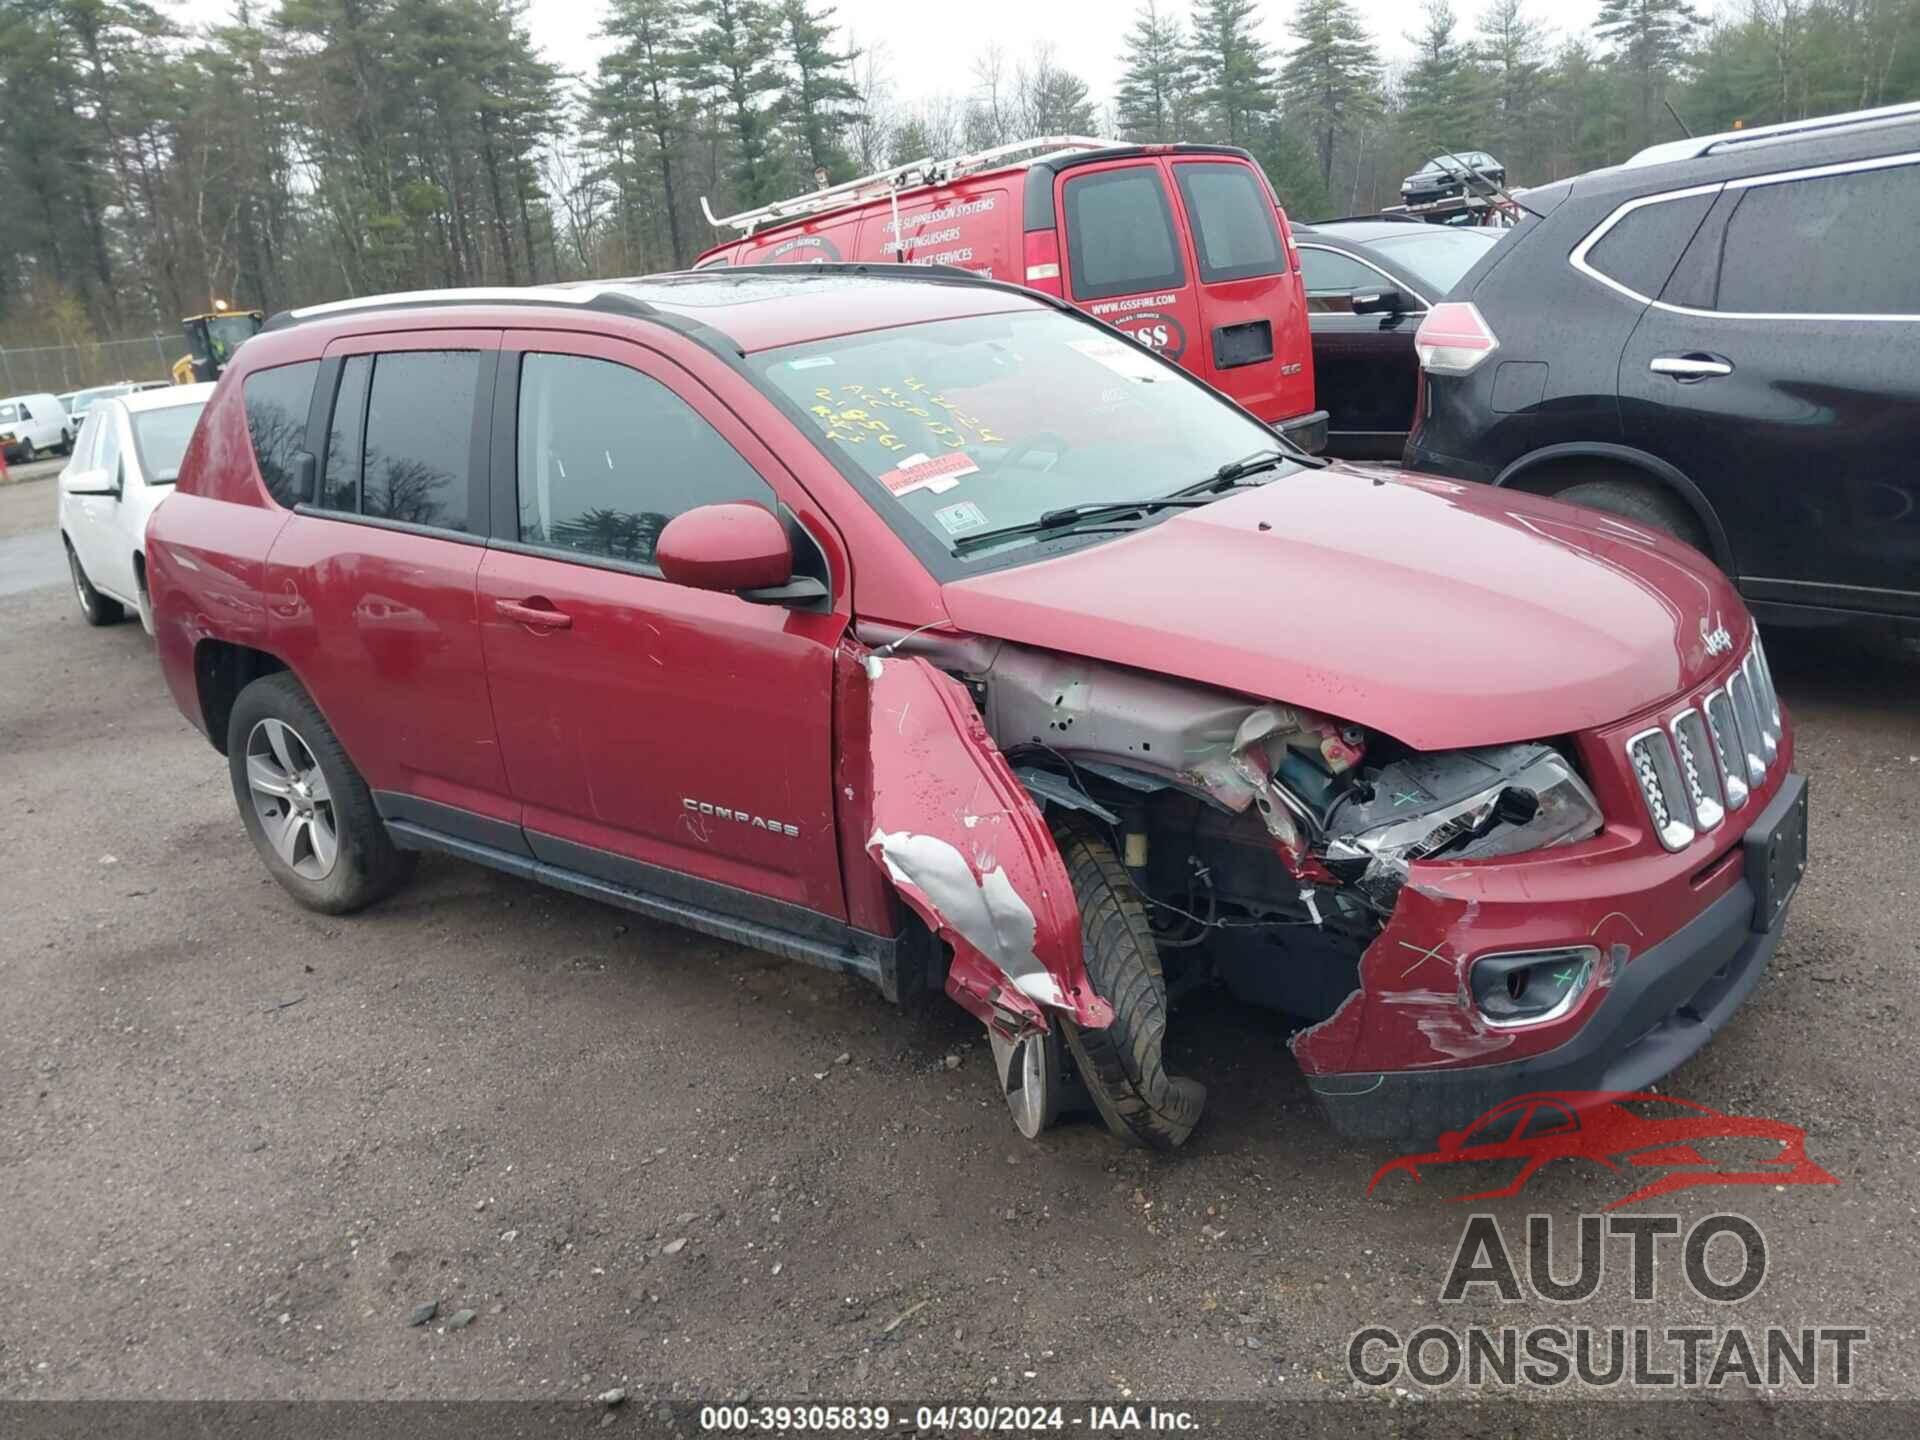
0, 334, 179, 396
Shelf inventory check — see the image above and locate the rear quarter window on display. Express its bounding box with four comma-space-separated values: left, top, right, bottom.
1581, 190, 1716, 299
242, 360, 318, 507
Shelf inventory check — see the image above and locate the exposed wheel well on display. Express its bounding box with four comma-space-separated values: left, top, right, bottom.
1496, 450, 1733, 575
132, 551, 147, 594
194, 639, 288, 755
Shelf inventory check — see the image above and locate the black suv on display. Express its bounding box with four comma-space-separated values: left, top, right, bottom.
1406, 103, 1920, 630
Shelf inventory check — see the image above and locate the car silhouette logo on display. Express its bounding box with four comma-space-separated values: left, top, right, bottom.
1367, 1090, 1837, 1209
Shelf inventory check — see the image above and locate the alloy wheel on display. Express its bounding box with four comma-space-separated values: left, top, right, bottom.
244, 717, 339, 880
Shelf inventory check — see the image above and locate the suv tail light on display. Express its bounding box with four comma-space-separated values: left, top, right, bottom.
1414, 302, 1499, 376
1023, 230, 1063, 296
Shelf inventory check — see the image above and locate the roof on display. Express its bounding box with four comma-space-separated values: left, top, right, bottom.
1298, 220, 1502, 246
1624, 100, 1920, 169
122, 382, 214, 414
271, 266, 1059, 357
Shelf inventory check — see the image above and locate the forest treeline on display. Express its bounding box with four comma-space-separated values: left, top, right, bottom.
2, 0, 1916, 347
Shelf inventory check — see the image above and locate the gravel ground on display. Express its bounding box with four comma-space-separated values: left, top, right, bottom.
1, 473, 1916, 1410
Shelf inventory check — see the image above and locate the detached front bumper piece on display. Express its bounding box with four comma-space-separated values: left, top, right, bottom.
1312, 773, 1807, 1143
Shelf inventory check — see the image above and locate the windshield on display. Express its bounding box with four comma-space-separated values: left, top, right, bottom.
749, 309, 1294, 572
131, 401, 207, 483
1367, 229, 1500, 294
0, 403, 18, 424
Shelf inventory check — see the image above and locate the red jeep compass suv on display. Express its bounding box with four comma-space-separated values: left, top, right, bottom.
145, 266, 1807, 1149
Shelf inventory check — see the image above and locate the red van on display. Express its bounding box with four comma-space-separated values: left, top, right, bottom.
695, 138, 1328, 451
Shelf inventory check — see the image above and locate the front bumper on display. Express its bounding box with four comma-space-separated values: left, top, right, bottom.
1312, 772, 1806, 1142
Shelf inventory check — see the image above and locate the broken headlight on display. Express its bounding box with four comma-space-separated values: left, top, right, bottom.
1321, 744, 1603, 912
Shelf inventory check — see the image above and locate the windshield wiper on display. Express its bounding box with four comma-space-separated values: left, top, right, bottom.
950, 496, 1217, 554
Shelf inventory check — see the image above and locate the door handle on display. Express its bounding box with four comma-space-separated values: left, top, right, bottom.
1650, 354, 1733, 380
495, 597, 572, 630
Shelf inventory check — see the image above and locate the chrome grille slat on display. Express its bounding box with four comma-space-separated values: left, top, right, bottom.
1627, 635, 1777, 845
1670, 709, 1724, 831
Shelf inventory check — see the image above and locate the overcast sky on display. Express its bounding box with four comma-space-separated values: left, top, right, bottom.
178, 0, 1611, 107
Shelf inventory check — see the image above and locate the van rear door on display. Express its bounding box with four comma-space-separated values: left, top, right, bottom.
1165, 157, 1316, 429
1053, 159, 1207, 380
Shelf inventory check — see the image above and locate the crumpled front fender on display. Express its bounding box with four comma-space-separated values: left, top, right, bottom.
859, 650, 1111, 1034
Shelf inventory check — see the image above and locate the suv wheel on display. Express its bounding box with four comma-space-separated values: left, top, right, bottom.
1053, 822, 1206, 1150
66, 540, 124, 626
1556, 476, 1709, 555
227, 673, 417, 914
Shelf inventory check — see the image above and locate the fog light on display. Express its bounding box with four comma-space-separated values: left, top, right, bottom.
1470, 946, 1599, 1027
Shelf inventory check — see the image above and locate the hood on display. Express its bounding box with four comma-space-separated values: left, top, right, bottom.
940, 466, 1750, 752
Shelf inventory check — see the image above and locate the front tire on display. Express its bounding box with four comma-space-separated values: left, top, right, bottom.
1053, 823, 1206, 1150
227, 672, 416, 914
66, 540, 125, 626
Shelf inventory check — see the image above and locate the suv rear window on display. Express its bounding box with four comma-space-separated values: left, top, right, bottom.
1062, 167, 1185, 301
1717, 162, 1920, 315
242, 360, 318, 507
1174, 163, 1285, 282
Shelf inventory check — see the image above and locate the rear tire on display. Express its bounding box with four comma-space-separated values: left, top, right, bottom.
1053, 823, 1205, 1150
227, 672, 417, 915
66, 540, 125, 626
20, 438, 37, 463
1556, 476, 1710, 555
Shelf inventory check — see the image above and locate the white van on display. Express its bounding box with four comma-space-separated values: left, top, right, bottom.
0, 393, 73, 462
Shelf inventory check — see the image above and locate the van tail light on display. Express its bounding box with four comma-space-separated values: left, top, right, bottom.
1414, 301, 1499, 376
1022, 229, 1063, 296
1276, 208, 1299, 272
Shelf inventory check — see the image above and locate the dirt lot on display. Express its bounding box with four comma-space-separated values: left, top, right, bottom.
2, 472, 1917, 1410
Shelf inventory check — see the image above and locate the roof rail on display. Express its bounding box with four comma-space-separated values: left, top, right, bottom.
1624, 100, 1920, 169
700, 135, 1116, 237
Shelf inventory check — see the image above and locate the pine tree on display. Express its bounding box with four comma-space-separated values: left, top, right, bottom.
775, 0, 861, 186
1188, 0, 1275, 147
597, 0, 695, 268
1115, 2, 1194, 144
1594, 0, 1702, 150
1400, 0, 1484, 156
692, 0, 783, 210
1476, 0, 1545, 169
1281, 0, 1380, 185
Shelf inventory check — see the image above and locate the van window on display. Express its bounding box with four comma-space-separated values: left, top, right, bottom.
1062, 166, 1186, 301
1583, 190, 1715, 299
1716, 163, 1920, 315
1174, 163, 1286, 282
243, 360, 318, 507
360, 351, 480, 531
515, 352, 774, 566
0, 403, 17, 424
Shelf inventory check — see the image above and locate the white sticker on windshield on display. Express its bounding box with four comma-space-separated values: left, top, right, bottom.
878, 450, 978, 497
1068, 335, 1162, 383
934, 500, 989, 535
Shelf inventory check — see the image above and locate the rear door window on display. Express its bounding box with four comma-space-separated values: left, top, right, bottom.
242, 360, 317, 507
1715, 161, 1920, 315
514, 352, 774, 567
359, 351, 481, 531
1061, 165, 1186, 301
1173, 163, 1286, 282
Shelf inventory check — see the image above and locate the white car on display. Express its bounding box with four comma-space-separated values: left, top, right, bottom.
59, 383, 213, 632
0, 392, 73, 462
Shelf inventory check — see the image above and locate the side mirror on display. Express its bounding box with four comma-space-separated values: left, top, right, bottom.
60, 466, 117, 499
1352, 288, 1411, 317
656, 503, 797, 597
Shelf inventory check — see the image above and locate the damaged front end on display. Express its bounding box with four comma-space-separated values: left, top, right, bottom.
853, 631, 1608, 1146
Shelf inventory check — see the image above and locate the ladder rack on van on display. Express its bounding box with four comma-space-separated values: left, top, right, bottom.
700, 135, 1117, 236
